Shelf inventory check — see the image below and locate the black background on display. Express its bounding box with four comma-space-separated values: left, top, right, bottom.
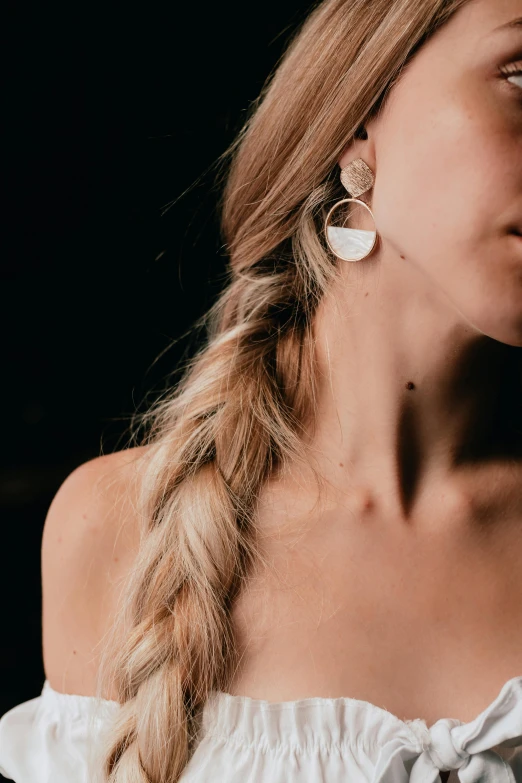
1, 0, 310, 718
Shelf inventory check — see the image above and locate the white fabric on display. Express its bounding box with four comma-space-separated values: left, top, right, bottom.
0, 675, 521, 782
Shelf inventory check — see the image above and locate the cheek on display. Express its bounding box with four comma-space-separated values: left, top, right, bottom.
372, 89, 514, 264
369, 90, 522, 343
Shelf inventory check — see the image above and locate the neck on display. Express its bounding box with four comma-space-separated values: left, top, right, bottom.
306, 251, 522, 520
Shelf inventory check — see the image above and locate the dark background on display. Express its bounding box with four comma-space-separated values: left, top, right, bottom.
1, 0, 309, 718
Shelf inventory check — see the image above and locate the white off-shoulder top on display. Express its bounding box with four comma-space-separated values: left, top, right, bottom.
0, 675, 521, 782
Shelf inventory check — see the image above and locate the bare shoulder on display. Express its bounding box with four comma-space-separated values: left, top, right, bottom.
41, 446, 150, 698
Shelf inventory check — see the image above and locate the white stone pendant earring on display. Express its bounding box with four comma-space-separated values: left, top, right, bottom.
324, 158, 377, 262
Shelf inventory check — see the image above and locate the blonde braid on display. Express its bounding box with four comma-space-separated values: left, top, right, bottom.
96, 261, 319, 782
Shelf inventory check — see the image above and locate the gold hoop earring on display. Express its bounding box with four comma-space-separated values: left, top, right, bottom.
324, 158, 378, 262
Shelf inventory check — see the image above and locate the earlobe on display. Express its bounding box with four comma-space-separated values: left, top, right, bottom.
338, 125, 370, 170
338, 146, 355, 170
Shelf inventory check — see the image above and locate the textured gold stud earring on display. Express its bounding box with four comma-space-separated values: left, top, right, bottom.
324, 158, 378, 262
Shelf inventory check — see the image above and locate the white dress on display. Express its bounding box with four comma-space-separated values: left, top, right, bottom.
0, 675, 521, 782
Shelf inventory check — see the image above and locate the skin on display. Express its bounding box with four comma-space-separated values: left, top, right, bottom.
308, 0, 522, 524
229, 0, 522, 733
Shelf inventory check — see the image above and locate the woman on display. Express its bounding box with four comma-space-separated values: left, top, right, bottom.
1, 0, 521, 780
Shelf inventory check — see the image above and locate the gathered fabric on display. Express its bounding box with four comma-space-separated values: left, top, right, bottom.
0, 675, 521, 782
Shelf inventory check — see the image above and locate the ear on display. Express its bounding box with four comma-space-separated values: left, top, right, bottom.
338, 144, 358, 170
338, 127, 376, 171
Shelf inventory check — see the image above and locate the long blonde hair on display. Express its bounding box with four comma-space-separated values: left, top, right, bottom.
95, 0, 469, 779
